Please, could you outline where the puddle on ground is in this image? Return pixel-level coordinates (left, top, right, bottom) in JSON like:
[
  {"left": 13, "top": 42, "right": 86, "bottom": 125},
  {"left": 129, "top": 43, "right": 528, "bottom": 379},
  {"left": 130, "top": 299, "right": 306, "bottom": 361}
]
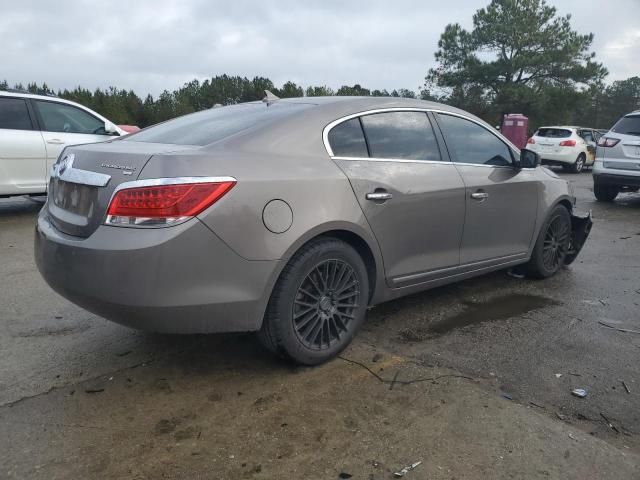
[{"left": 398, "top": 294, "right": 559, "bottom": 342}]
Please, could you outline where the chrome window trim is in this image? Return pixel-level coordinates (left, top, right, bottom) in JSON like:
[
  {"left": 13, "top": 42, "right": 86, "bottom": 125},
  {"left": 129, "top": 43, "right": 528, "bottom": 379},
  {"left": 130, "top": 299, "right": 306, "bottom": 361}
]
[
  {"left": 332, "top": 156, "right": 449, "bottom": 165},
  {"left": 105, "top": 176, "right": 237, "bottom": 229},
  {"left": 50, "top": 153, "right": 111, "bottom": 187},
  {"left": 322, "top": 107, "right": 520, "bottom": 164}
]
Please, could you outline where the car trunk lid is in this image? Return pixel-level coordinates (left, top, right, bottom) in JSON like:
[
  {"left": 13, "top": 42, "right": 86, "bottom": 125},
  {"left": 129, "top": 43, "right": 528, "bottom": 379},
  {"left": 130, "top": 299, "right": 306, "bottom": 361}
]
[{"left": 47, "top": 141, "right": 198, "bottom": 238}]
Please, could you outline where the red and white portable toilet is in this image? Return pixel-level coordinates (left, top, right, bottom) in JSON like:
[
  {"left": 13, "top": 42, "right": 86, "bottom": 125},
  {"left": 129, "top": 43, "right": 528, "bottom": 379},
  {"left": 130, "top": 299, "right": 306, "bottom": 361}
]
[{"left": 501, "top": 114, "right": 528, "bottom": 149}]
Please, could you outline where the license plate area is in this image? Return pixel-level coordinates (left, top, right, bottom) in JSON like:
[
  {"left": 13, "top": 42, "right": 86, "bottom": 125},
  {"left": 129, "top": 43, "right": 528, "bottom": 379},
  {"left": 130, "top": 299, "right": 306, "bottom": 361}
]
[{"left": 52, "top": 178, "right": 98, "bottom": 217}]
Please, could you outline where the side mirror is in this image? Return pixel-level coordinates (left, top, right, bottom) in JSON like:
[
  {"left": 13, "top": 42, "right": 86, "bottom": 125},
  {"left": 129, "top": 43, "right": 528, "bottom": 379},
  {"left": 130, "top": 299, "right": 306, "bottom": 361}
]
[
  {"left": 517, "top": 149, "right": 540, "bottom": 169},
  {"left": 104, "top": 121, "right": 119, "bottom": 135}
]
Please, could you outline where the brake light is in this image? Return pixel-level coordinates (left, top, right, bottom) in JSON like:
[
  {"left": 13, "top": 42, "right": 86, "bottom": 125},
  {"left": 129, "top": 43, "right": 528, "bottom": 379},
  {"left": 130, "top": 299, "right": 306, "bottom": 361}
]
[
  {"left": 597, "top": 137, "right": 621, "bottom": 148},
  {"left": 527, "top": 137, "right": 535, "bottom": 144},
  {"left": 106, "top": 178, "right": 236, "bottom": 227},
  {"left": 559, "top": 139, "right": 576, "bottom": 147}
]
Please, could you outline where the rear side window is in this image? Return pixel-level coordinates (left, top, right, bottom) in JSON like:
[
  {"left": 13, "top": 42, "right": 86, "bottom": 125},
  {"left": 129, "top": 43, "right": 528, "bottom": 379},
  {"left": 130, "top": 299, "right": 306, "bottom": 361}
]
[
  {"left": 35, "top": 100, "right": 105, "bottom": 134},
  {"left": 0, "top": 97, "right": 33, "bottom": 130},
  {"left": 536, "top": 128, "right": 572, "bottom": 138},
  {"left": 360, "top": 111, "right": 441, "bottom": 160},
  {"left": 438, "top": 114, "right": 513, "bottom": 167},
  {"left": 612, "top": 115, "right": 640, "bottom": 136},
  {"left": 328, "top": 118, "right": 368, "bottom": 157},
  {"left": 125, "top": 102, "right": 312, "bottom": 146}
]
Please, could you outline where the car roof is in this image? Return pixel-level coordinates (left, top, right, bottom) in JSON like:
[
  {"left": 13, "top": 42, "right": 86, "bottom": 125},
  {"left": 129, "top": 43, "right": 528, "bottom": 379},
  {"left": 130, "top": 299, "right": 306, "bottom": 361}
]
[
  {"left": 268, "top": 96, "right": 490, "bottom": 130},
  {"left": 536, "top": 126, "right": 596, "bottom": 131},
  {"left": 0, "top": 89, "right": 123, "bottom": 133}
]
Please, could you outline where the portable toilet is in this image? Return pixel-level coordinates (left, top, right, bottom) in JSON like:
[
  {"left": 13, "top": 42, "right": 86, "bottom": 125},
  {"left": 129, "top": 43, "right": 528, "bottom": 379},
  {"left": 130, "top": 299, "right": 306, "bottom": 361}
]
[{"left": 501, "top": 114, "right": 528, "bottom": 149}]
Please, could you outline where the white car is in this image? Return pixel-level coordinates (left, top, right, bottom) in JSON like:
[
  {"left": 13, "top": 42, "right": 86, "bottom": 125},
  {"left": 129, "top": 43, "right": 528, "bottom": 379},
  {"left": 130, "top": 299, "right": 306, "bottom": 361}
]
[
  {"left": 0, "top": 90, "right": 126, "bottom": 198},
  {"left": 526, "top": 126, "right": 600, "bottom": 173}
]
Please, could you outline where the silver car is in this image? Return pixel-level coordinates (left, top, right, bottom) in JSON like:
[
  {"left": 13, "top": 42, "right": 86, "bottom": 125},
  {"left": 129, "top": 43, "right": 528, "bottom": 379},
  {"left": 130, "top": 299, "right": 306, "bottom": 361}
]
[
  {"left": 35, "top": 97, "right": 592, "bottom": 365},
  {"left": 593, "top": 110, "right": 640, "bottom": 201}
]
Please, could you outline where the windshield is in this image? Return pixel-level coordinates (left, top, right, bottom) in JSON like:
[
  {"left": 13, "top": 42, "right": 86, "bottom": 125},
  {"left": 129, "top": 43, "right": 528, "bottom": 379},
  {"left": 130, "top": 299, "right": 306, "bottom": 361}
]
[
  {"left": 611, "top": 115, "right": 640, "bottom": 136},
  {"left": 124, "top": 102, "right": 312, "bottom": 146},
  {"left": 535, "top": 128, "right": 572, "bottom": 138}
]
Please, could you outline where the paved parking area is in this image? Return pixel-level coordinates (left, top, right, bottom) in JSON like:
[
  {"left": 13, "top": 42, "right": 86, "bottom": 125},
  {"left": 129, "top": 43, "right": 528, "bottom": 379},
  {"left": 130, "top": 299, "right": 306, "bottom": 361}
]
[{"left": 1, "top": 172, "right": 639, "bottom": 479}]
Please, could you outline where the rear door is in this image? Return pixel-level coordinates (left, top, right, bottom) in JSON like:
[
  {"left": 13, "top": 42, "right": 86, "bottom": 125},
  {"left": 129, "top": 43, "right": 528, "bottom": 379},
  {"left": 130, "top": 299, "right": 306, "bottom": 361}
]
[
  {"left": 328, "top": 111, "right": 466, "bottom": 288},
  {"left": 0, "top": 96, "right": 47, "bottom": 195},
  {"left": 579, "top": 129, "right": 597, "bottom": 164},
  {"left": 435, "top": 113, "right": 538, "bottom": 265},
  {"left": 32, "top": 99, "right": 116, "bottom": 178}
]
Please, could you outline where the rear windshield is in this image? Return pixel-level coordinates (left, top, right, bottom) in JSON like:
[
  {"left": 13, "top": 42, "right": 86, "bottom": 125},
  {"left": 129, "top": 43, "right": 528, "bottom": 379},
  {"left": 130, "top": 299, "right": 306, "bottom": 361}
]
[
  {"left": 124, "top": 102, "right": 312, "bottom": 146},
  {"left": 535, "top": 128, "right": 572, "bottom": 138},
  {"left": 611, "top": 115, "right": 640, "bottom": 137}
]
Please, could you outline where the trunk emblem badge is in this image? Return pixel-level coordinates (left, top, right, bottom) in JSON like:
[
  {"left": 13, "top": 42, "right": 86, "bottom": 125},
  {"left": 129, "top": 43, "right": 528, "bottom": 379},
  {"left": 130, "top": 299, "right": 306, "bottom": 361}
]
[{"left": 58, "top": 154, "right": 74, "bottom": 175}]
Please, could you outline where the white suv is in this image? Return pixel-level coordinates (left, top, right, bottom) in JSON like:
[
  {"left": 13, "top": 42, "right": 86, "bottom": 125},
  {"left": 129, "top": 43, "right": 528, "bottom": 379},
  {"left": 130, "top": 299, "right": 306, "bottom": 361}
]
[
  {"left": 0, "top": 90, "right": 126, "bottom": 198},
  {"left": 526, "top": 126, "right": 600, "bottom": 173},
  {"left": 593, "top": 111, "right": 640, "bottom": 201}
]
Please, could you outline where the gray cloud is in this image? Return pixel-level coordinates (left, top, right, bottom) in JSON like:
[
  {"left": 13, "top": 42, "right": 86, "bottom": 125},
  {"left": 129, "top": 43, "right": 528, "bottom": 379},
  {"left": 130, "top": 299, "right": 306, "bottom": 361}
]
[{"left": 1, "top": 0, "right": 638, "bottom": 96}]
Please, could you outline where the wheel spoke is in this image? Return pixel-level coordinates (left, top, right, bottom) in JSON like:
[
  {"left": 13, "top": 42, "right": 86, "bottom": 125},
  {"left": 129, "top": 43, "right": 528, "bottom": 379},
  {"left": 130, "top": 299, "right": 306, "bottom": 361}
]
[
  {"left": 306, "top": 272, "right": 324, "bottom": 296},
  {"left": 329, "top": 317, "right": 341, "bottom": 340},
  {"left": 294, "top": 300, "right": 317, "bottom": 309},
  {"left": 298, "top": 287, "right": 319, "bottom": 301},
  {"left": 331, "top": 262, "right": 347, "bottom": 291},
  {"left": 334, "top": 314, "right": 347, "bottom": 332},
  {"left": 315, "top": 266, "right": 328, "bottom": 292},
  {"left": 336, "top": 302, "right": 359, "bottom": 309},
  {"left": 337, "top": 291, "right": 358, "bottom": 301},
  {"left": 305, "top": 316, "right": 323, "bottom": 344},
  {"left": 296, "top": 311, "right": 319, "bottom": 330},
  {"left": 293, "top": 305, "right": 316, "bottom": 320},
  {"left": 337, "top": 280, "right": 357, "bottom": 295}
]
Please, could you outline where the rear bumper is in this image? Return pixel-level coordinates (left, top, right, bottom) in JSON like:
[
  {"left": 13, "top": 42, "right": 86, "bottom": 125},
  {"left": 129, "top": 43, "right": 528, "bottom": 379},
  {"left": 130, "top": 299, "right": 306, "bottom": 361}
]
[
  {"left": 537, "top": 149, "right": 580, "bottom": 166},
  {"left": 35, "top": 209, "right": 281, "bottom": 333},
  {"left": 593, "top": 173, "right": 640, "bottom": 188}
]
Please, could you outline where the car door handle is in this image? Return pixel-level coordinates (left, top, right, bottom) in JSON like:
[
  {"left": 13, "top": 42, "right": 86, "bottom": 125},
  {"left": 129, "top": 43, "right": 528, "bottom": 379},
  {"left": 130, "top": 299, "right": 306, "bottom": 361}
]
[
  {"left": 366, "top": 192, "right": 393, "bottom": 201},
  {"left": 47, "top": 139, "right": 65, "bottom": 145},
  {"left": 470, "top": 191, "right": 489, "bottom": 200}
]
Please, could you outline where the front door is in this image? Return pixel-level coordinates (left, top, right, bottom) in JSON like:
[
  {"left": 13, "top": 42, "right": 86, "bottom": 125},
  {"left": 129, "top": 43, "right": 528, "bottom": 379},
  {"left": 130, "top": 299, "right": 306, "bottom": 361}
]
[
  {"left": 435, "top": 113, "right": 539, "bottom": 265},
  {"left": 327, "top": 111, "right": 466, "bottom": 287},
  {"left": 32, "top": 99, "right": 114, "bottom": 181}
]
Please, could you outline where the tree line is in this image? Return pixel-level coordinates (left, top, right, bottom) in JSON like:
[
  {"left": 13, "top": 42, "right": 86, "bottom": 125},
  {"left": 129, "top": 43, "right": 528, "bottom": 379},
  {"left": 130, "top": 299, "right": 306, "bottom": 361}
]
[
  {"left": 0, "top": 77, "right": 421, "bottom": 128},
  {"left": 2, "top": 0, "right": 639, "bottom": 131}
]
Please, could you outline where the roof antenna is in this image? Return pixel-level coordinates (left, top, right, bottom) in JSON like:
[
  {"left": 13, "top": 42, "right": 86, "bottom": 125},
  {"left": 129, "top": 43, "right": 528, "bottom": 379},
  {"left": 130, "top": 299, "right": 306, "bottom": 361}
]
[{"left": 263, "top": 90, "right": 280, "bottom": 106}]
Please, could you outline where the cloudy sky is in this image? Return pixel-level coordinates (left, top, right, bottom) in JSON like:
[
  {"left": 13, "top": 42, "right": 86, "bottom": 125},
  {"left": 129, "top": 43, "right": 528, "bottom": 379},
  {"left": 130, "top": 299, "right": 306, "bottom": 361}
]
[{"left": 1, "top": 0, "right": 639, "bottom": 96}]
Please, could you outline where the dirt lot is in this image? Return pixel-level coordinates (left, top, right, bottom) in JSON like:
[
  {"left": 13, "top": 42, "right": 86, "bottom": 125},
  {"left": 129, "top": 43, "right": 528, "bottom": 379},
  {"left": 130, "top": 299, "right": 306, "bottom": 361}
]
[{"left": 1, "top": 172, "right": 639, "bottom": 479}]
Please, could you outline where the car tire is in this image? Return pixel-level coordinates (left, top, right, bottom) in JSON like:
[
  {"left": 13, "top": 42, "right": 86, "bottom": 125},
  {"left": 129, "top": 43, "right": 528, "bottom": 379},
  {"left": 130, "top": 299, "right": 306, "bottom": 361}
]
[
  {"left": 571, "top": 154, "right": 585, "bottom": 173},
  {"left": 593, "top": 183, "right": 619, "bottom": 202},
  {"left": 258, "top": 237, "right": 369, "bottom": 365},
  {"left": 524, "top": 205, "right": 571, "bottom": 279}
]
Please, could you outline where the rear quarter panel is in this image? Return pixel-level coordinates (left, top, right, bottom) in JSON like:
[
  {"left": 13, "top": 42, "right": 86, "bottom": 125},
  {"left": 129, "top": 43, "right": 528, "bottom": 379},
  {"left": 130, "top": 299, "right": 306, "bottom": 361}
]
[{"left": 138, "top": 143, "right": 388, "bottom": 304}]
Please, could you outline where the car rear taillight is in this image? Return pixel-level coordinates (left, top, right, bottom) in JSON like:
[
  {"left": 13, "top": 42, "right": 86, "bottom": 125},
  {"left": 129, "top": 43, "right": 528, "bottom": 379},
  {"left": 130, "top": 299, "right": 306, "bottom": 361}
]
[
  {"left": 106, "top": 177, "right": 236, "bottom": 227},
  {"left": 527, "top": 137, "right": 535, "bottom": 144},
  {"left": 559, "top": 139, "right": 576, "bottom": 147},
  {"left": 597, "top": 137, "right": 621, "bottom": 148}
]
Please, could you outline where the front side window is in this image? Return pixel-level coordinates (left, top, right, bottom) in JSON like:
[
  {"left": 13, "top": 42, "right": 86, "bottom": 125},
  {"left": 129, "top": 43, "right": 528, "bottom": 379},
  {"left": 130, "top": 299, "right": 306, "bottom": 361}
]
[
  {"left": 438, "top": 114, "right": 513, "bottom": 167},
  {"left": 0, "top": 97, "right": 33, "bottom": 130},
  {"left": 580, "top": 130, "right": 594, "bottom": 143},
  {"left": 35, "top": 101, "right": 106, "bottom": 134},
  {"left": 328, "top": 118, "right": 369, "bottom": 157},
  {"left": 360, "top": 111, "right": 441, "bottom": 160}
]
